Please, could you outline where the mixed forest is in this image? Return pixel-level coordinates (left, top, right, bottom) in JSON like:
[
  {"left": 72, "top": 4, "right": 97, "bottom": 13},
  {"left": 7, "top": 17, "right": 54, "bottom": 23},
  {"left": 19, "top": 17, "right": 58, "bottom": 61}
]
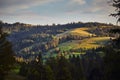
[{"left": 0, "top": 0, "right": 120, "bottom": 80}]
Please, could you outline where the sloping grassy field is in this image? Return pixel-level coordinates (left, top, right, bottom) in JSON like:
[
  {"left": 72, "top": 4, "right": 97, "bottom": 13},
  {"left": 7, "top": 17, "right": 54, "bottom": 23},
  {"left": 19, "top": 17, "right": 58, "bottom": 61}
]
[
  {"left": 45, "top": 27, "right": 111, "bottom": 58},
  {"left": 58, "top": 37, "right": 110, "bottom": 51},
  {"left": 70, "top": 28, "right": 94, "bottom": 36},
  {"left": 56, "top": 27, "right": 96, "bottom": 37},
  {"left": 44, "top": 37, "right": 111, "bottom": 58}
]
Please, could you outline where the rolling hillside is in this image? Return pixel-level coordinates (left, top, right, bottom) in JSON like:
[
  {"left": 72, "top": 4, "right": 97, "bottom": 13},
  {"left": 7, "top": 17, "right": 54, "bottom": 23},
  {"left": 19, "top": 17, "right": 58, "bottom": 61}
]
[
  {"left": 44, "top": 27, "right": 111, "bottom": 58},
  {"left": 56, "top": 27, "right": 96, "bottom": 38},
  {"left": 1, "top": 21, "right": 116, "bottom": 60}
]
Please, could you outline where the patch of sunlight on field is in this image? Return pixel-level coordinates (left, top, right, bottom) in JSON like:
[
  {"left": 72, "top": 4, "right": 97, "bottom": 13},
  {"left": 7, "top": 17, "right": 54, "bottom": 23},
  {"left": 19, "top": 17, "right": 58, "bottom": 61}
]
[
  {"left": 58, "top": 37, "right": 110, "bottom": 50},
  {"left": 70, "top": 28, "right": 94, "bottom": 36},
  {"left": 59, "top": 41, "right": 77, "bottom": 51},
  {"left": 56, "top": 27, "right": 96, "bottom": 38},
  {"left": 45, "top": 37, "right": 111, "bottom": 58}
]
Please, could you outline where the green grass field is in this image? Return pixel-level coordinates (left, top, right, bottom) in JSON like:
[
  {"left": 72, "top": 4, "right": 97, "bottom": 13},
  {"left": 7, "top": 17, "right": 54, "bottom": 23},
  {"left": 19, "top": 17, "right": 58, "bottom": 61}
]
[{"left": 58, "top": 37, "right": 110, "bottom": 51}]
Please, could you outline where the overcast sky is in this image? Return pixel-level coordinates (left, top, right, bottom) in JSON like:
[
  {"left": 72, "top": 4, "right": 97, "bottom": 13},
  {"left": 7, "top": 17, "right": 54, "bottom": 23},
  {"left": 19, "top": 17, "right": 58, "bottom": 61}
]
[{"left": 0, "top": 0, "right": 117, "bottom": 25}]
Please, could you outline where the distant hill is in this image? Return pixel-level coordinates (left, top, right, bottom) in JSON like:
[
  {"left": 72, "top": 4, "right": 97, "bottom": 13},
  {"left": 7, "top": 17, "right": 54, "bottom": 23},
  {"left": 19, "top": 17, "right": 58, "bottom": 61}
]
[{"left": 0, "top": 21, "right": 118, "bottom": 61}]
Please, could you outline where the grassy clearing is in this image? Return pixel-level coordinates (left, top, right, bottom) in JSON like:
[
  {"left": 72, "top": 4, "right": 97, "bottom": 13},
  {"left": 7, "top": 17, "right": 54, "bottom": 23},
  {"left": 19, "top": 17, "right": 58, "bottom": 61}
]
[
  {"left": 76, "top": 37, "right": 110, "bottom": 49},
  {"left": 58, "top": 37, "right": 110, "bottom": 50},
  {"left": 4, "top": 64, "right": 25, "bottom": 80},
  {"left": 70, "top": 28, "right": 94, "bottom": 36},
  {"left": 5, "top": 72, "right": 25, "bottom": 80},
  {"left": 56, "top": 27, "right": 95, "bottom": 37},
  {"left": 45, "top": 37, "right": 111, "bottom": 58}
]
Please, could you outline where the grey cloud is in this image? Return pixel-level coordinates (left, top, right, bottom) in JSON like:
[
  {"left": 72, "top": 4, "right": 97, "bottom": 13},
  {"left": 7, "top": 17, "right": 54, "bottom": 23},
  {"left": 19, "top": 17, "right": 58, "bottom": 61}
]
[
  {"left": 79, "top": 0, "right": 114, "bottom": 14},
  {"left": 0, "top": 0, "right": 56, "bottom": 12},
  {"left": 89, "top": 0, "right": 113, "bottom": 12},
  {"left": 70, "top": 0, "right": 86, "bottom": 5}
]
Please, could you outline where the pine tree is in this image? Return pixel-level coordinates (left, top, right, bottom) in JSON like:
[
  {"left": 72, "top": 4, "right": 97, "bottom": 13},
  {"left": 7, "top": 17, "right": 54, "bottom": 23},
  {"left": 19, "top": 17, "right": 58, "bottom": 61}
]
[
  {"left": 0, "top": 26, "right": 15, "bottom": 80},
  {"left": 110, "top": 0, "right": 120, "bottom": 23},
  {"left": 56, "top": 56, "right": 72, "bottom": 80},
  {"left": 27, "top": 52, "right": 45, "bottom": 80},
  {"left": 103, "top": 48, "right": 120, "bottom": 80},
  {"left": 44, "top": 65, "right": 55, "bottom": 80}
]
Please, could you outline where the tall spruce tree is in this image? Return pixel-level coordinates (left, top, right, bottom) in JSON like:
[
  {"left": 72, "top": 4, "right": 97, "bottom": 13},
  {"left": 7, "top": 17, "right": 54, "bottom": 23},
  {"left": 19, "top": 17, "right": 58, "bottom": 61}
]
[
  {"left": 56, "top": 56, "right": 72, "bottom": 80},
  {"left": 43, "top": 65, "right": 55, "bottom": 80},
  {"left": 0, "top": 24, "right": 15, "bottom": 80},
  {"left": 109, "top": 0, "right": 120, "bottom": 47},
  {"left": 103, "top": 48, "right": 120, "bottom": 80}
]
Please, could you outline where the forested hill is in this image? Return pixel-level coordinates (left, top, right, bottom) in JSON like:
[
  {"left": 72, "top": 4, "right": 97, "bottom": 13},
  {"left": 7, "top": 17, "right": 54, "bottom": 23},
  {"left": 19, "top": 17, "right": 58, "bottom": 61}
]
[
  {"left": 0, "top": 21, "right": 116, "bottom": 32},
  {"left": 0, "top": 21, "right": 118, "bottom": 61}
]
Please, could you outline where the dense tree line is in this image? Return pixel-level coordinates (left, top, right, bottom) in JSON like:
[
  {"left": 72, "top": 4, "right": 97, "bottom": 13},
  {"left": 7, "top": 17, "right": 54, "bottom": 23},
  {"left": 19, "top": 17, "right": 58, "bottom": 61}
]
[{"left": 18, "top": 38, "right": 120, "bottom": 80}]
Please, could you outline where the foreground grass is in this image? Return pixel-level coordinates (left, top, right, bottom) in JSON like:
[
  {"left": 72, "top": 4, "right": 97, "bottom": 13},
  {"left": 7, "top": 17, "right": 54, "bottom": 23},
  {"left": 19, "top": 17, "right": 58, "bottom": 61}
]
[
  {"left": 5, "top": 65, "right": 25, "bottom": 80},
  {"left": 5, "top": 72, "right": 25, "bottom": 80}
]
